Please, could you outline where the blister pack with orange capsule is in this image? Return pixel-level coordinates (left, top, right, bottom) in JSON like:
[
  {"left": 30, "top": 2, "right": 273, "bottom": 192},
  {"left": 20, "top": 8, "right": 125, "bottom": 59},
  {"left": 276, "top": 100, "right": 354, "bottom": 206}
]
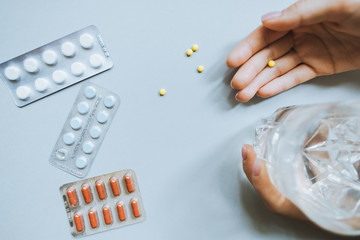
[{"left": 59, "top": 169, "right": 145, "bottom": 238}]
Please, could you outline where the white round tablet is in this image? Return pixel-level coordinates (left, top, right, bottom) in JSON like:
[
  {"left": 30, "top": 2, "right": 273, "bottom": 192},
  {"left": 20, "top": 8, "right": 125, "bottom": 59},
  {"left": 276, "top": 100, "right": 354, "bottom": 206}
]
[
  {"left": 70, "top": 117, "right": 82, "bottom": 130},
  {"left": 34, "top": 78, "right": 49, "bottom": 92},
  {"left": 82, "top": 141, "right": 95, "bottom": 154},
  {"left": 104, "top": 95, "right": 115, "bottom": 108},
  {"left": 79, "top": 33, "right": 94, "bottom": 49},
  {"left": 84, "top": 86, "right": 97, "bottom": 99},
  {"left": 4, "top": 66, "right": 20, "bottom": 81},
  {"left": 90, "top": 126, "right": 101, "bottom": 139},
  {"left": 97, "top": 111, "right": 109, "bottom": 124},
  {"left": 76, "top": 156, "right": 88, "bottom": 169},
  {"left": 42, "top": 50, "right": 58, "bottom": 65},
  {"left": 71, "top": 62, "right": 85, "bottom": 76},
  {"left": 61, "top": 42, "right": 76, "bottom": 57},
  {"left": 52, "top": 70, "right": 67, "bottom": 84},
  {"left": 63, "top": 132, "right": 75, "bottom": 145},
  {"left": 15, "top": 86, "right": 31, "bottom": 100},
  {"left": 77, "top": 101, "right": 90, "bottom": 115},
  {"left": 23, "top": 58, "right": 39, "bottom": 73},
  {"left": 89, "top": 54, "right": 103, "bottom": 68}
]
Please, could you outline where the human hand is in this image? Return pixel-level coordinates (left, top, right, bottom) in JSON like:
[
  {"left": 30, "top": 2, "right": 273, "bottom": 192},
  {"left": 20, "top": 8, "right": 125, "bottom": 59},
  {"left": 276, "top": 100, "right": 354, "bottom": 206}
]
[
  {"left": 227, "top": 0, "right": 360, "bottom": 102},
  {"left": 242, "top": 144, "right": 309, "bottom": 220}
]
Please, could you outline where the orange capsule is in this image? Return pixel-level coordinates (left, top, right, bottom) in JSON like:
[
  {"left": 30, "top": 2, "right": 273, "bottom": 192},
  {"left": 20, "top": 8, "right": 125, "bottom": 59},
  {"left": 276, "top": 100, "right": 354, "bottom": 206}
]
[
  {"left": 109, "top": 177, "right": 120, "bottom": 196},
  {"left": 88, "top": 210, "right": 98, "bottom": 228},
  {"left": 116, "top": 202, "right": 126, "bottom": 221},
  {"left": 124, "top": 174, "right": 134, "bottom": 193},
  {"left": 81, "top": 184, "right": 92, "bottom": 204},
  {"left": 131, "top": 199, "right": 140, "bottom": 217},
  {"left": 66, "top": 187, "right": 78, "bottom": 206},
  {"left": 74, "top": 213, "right": 84, "bottom": 232},
  {"left": 102, "top": 206, "right": 112, "bottom": 225},
  {"left": 95, "top": 180, "right": 106, "bottom": 200}
]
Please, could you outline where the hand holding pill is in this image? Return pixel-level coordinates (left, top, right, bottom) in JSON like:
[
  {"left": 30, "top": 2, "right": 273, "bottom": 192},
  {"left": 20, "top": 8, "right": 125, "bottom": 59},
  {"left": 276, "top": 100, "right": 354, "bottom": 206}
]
[{"left": 226, "top": 0, "right": 360, "bottom": 102}]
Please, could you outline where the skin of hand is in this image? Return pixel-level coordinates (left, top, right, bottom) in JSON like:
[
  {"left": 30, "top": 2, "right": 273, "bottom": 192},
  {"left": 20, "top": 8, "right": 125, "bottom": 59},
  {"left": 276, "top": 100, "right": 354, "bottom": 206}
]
[
  {"left": 242, "top": 144, "right": 309, "bottom": 221},
  {"left": 227, "top": 0, "right": 360, "bottom": 102}
]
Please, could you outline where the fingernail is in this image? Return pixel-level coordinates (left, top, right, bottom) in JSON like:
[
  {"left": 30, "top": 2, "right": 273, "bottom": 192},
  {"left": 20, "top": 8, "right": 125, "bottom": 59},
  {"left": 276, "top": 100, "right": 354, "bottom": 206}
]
[
  {"left": 235, "top": 93, "right": 240, "bottom": 101},
  {"left": 230, "top": 81, "right": 235, "bottom": 89},
  {"left": 253, "top": 158, "right": 261, "bottom": 176},
  {"left": 242, "top": 145, "right": 247, "bottom": 161},
  {"left": 261, "top": 11, "right": 281, "bottom": 21}
]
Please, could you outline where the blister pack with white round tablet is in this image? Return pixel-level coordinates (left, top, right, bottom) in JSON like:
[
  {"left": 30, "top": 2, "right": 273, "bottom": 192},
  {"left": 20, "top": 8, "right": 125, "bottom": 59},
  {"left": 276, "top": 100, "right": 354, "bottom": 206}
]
[
  {"left": 59, "top": 169, "right": 146, "bottom": 238},
  {"left": 0, "top": 25, "right": 113, "bottom": 107},
  {"left": 49, "top": 82, "right": 120, "bottom": 178}
]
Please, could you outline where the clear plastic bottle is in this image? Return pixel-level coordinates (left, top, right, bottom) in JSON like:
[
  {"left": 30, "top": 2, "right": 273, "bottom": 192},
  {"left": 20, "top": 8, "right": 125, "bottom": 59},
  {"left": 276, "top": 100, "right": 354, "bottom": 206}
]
[{"left": 254, "top": 102, "right": 360, "bottom": 236}]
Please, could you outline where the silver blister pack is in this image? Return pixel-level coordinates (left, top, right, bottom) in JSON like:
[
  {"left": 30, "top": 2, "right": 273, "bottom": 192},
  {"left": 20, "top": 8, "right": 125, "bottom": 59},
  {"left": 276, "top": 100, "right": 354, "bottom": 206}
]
[
  {"left": 49, "top": 82, "right": 120, "bottom": 178},
  {"left": 0, "top": 25, "right": 113, "bottom": 107},
  {"left": 59, "top": 169, "right": 146, "bottom": 238}
]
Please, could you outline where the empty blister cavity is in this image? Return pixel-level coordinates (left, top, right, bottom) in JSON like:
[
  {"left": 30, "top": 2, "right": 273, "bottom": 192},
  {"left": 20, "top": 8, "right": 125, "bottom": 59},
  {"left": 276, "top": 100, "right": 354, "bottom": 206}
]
[
  {"left": 97, "top": 111, "right": 108, "bottom": 124},
  {"left": 70, "top": 117, "right": 83, "bottom": 130},
  {"left": 23, "top": 58, "right": 39, "bottom": 73},
  {"left": 61, "top": 42, "right": 76, "bottom": 57},
  {"left": 4, "top": 66, "right": 20, "bottom": 81},
  {"left": 42, "top": 50, "right": 58, "bottom": 65},
  {"left": 34, "top": 78, "right": 50, "bottom": 92},
  {"left": 104, "top": 96, "right": 115, "bottom": 108},
  {"left": 90, "top": 126, "right": 101, "bottom": 139},
  {"left": 82, "top": 141, "right": 95, "bottom": 154},
  {"left": 16, "top": 86, "right": 31, "bottom": 100},
  {"left": 89, "top": 54, "right": 103, "bottom": 68},
  {"left": 76, "top": 157, "right": 87, "bottom": 169},
  {"left": 79, "top": 34, "right": 94, "bottom": 49},
  {"left": 77, "top": 101, "right": 89, "bottom": 115},
  {"left": 63, "top": 132, "right": 76, "bottom": 145},
  {"left": 52, "top": 70, "right": 67, "bottom": 84},
  {"left": 84, "top": 86, "right": 96, "bottom": 99},
  {"left": 71, "top": 62, "right": 85, "bottom": 76}
]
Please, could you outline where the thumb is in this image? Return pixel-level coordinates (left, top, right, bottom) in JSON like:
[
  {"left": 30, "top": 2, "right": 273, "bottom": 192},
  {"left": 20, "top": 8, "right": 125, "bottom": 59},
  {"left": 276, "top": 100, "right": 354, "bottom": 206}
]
[{"left": 261, "top": 0, "right": 348, "bottom": 31}]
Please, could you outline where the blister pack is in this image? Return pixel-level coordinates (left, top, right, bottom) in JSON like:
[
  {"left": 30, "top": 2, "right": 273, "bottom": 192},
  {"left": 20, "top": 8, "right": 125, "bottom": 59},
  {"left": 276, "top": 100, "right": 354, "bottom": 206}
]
[
  {"left": 49, "top": 82, "right": 119, "bottom": 178},
  {"left": 60, "top": 169, "right": 146, "bottom": 238},
  {"left": 0, "top": 25, "right": 113, "bottom": 107}
]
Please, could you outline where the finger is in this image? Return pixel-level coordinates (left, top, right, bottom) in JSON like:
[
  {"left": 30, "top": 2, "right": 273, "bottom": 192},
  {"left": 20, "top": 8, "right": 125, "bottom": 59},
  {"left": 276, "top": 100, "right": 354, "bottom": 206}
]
[
  {"left": 231, "top": 33, "right": 293, "bottom": 90},
  {"left": 261, "top": 0, "right": 349, "bottom": 31},
  {"left": 257, "top": 64, "right": 317, "bottom": 98},
  {"left": 235, "top": 50, "right": 301, "bottom": 102},
  {"left": 226, "top": 26, "right": 288, "bottom": 68}
]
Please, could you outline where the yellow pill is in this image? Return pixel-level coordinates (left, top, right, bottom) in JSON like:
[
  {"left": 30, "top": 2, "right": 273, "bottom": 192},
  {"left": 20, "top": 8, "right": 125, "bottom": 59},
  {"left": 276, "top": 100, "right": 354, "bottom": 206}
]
[
  {"left": 268, "top": 60, "right": 276, "bottom": 68},
  {"left": 159, "top": 89, "right": 166, "bottom": 96},
  {"left": 186, "top": 49, "right": 193, "bottom": 56},
  {"left": 197, "top": 65, "right": 204, "bottom": 73},
  {"left": 192, "top": 44, "right": 199, "bottom": 52}
]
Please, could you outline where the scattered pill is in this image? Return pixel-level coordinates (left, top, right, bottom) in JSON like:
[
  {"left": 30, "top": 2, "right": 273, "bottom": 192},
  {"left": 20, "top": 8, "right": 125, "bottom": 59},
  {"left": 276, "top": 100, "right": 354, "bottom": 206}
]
[
  {"left": 89, "top": 54, "right": 103, "bottom": 68},
  {"left": 71, "top": 62, "right": 85, "bottom": 76},
  {"left": 76, "top": 156, "right": 88, "bottom": 169},
  {"left": 103, "top": 95, "right": 115, "bottom": 108},
  {"left": 66, "top": 187, "right": 78, "bottom": 206},
  {"left": 88, "top": 210, "right": 98, "bottom": 228},
  {"left": 186, "top": 49, "right": 193, "bottom": 56},
  {"left": 131, "top": 199, "right": 140, "bottom": 217},
  {"left": 34, "top": 78, "right": 49, "bottom": 92},
  {"left": 81, "top": 184, "right": 92, "bottom": 204},
  {"left": 52, "top": 70, "right": 67, "bottom": 84},
  {"left": 70, "top": 117, "right": 82, "bottom": 130},
  {"left": 79, "top": 34, "right": 94, "bottom": 49},
  {"left": 102, "top": 206, "right": 112, "bottom": 225},
  {"left": 90, "top": 126, "right": 101, "bottom": 139},
  {"left": 77, "top": 101, "right": 90, "bottom": 115},
  {"left": 97, "top": 111, "right": 108, "bottom": 124},
  {"left": 159, "top": 88, "right": 166, "bottom": 96},
  {"left": 95, "top": 180, "right": 106, "bottom": 200},
  {"left": 197, "top": 65, "right": 204, "bottom": 73},
  {"left": 124, "top": 174, "right": 134, "bottom": 193},
  {"left": 42, "top": 50, "right": 58, "bottom": 65},
  {"left": 84, "top": 86, "right": 97, "bottom": 99},
  {"left": 4, "top": 66, "right": 20, "bottom": 81},
  {"left": 23, "top": 58, "right": 39, "bottom": 73},
  {"left": 61, "top": 42, "right": 76, "bottom": 57},
  {"left": 268, "top": 60, "right": 276, "bottom": 68},
  {"left": 116, "top": 202, "right": 126, "bottom": 221},
  {"left": 74, "top": 213, "right": 84, "bottom": 232},
  {"left": 15, "top": 86, "right": 31, "bottom": 100},
  {"left": 63, "top": 132, "right": 75, "bottom": 145},
  {"left": 110, "top": 177, "right": 120, "bottom": 196},
  {"left": 82, "top": 141, "right": 95, "bottom": 154},
  {"left": 192, "top": 44, "right": 199, "bottom": 52}
]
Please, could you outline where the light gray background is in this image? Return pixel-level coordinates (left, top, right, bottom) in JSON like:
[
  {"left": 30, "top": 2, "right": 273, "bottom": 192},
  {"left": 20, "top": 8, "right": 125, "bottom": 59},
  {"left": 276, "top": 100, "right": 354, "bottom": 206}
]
[{"left": 0, "top": 0, "right": 359, "bottom": 239}]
